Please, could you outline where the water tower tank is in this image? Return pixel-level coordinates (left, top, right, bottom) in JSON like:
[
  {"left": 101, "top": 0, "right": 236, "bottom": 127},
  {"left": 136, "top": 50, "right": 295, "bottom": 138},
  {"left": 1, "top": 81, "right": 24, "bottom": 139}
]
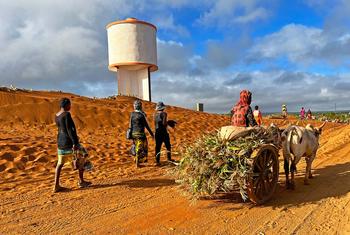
[{"left": 106, "top": 18, "right": 158, "bottom": 101}]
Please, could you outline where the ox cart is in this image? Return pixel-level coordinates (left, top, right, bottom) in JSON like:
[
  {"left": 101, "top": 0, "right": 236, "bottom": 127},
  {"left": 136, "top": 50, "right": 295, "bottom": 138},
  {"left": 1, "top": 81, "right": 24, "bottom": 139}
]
[{"left": 177, "top": 125, "right": 282, "bottom": 205}]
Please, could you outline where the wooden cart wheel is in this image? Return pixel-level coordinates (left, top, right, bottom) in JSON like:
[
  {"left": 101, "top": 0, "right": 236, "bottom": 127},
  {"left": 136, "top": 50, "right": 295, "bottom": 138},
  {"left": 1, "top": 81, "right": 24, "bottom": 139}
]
[{"left": 247, "top": 144, "right": 279, "bottom": 205}]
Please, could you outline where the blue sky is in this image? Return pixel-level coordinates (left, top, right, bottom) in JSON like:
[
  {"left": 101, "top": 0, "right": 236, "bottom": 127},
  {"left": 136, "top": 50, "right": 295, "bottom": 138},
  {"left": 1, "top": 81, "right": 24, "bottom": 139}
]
[{"left": 0, "top": 0, "right": 349, "bottom": 113}]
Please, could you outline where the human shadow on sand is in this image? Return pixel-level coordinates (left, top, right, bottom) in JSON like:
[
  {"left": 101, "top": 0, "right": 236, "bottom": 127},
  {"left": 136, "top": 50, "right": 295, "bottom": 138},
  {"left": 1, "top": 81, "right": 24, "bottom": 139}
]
[
  {"left": 89, "top": 178, "right": 176, "bottom": 190},
  {"left": 116, "top": 178, "right": 176, "bottom": 188}
]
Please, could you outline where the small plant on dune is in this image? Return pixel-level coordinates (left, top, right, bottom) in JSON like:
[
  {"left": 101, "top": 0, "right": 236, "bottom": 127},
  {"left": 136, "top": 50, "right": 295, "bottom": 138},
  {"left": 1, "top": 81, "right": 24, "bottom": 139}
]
[{"left": 175, "top": 128, "right": 277, "bottom": 201}]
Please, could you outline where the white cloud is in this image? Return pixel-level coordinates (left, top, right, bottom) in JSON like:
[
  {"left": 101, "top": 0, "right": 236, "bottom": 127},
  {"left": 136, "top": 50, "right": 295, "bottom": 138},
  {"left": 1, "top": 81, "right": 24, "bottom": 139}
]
[
  {"left": 0, "top": 0, "right": 116, "bottom": 86},
  {"left": 234, "top": 7, "right": 269, "bottom": 24},
  {"left": 156, "top": 38, "right": 194, "bottom": 74},
  {"left": 152, "top": 15, "right": 190, "bottom": 37},
  {"left": 249, "top": 24, "right": 350, "bottom": 67},
  {"left": 197, "top": 0, "right": 271, "bottom": 27},
  {"left": 250, "top": 24, "right": 323, "bottom": 62},
  {"left": 152, "top": 68, "right": 350, "bottom": 113}
]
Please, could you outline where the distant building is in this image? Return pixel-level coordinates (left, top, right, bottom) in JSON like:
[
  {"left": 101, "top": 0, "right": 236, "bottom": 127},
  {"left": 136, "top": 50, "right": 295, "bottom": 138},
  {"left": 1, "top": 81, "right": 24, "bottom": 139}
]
[{"left": 196, "top": 103, "right": 204, "bottom": 112}]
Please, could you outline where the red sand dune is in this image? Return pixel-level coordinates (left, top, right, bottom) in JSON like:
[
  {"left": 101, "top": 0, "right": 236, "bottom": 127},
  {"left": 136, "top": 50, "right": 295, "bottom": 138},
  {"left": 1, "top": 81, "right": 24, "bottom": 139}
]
[
  {"left": 0, "top": 89, "right": 229, "bottom": 190},
  {"left": 0, "top": 89, "right": 349, "bottom": 234}
]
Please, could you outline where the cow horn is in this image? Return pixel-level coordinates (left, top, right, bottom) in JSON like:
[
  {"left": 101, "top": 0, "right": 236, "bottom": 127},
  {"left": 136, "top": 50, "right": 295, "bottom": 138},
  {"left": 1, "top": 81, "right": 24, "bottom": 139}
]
[{"left": 318, "top": 122, "right": 326, "bottom": 130}]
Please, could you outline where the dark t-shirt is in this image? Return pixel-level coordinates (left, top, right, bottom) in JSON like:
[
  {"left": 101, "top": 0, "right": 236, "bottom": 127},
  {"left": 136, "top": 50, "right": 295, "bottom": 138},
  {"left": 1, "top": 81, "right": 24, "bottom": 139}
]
[
  {"left": 130, "top": 111, "right": 153, "bottom": 136},
  {"left": 154, "top": 111, "right": 167, "bottom": 132},
  {"left": 55, "top": 112, "right": 79, "bottom": 150}
]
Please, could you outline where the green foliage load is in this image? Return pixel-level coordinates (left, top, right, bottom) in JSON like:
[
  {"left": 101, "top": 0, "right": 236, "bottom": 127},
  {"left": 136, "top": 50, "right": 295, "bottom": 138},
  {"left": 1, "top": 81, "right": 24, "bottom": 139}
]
[{"left": 176, "top": 128, "right": 278, "bottom": 201}]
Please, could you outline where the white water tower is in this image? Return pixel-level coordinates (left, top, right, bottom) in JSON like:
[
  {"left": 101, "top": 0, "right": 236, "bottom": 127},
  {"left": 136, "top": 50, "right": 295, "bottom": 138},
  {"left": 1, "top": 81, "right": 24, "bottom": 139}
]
[{"left": 106, "top": 18, "right": 158, "bottom": 101}]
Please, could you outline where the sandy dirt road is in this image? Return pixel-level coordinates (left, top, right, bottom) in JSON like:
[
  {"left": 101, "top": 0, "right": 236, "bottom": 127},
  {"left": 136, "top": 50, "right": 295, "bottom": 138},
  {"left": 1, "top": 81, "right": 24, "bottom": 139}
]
[{"left": 1, "top": 123, "right": 350, "bottom": 234}]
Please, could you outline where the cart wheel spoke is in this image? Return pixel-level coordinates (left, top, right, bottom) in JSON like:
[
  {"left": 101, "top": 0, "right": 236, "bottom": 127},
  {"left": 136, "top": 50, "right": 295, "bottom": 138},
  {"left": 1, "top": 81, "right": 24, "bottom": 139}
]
[
  {"left": 255, "top": 182, "right": 263, "bottom": 197},
  {"left": 254, "top": 175, "right": 262, "bottom": 188},
  {"left": 260, "top": 179, "right": 266, "bottom": 196},
  {"left": 261, "top": 151, "right": 267, "bottom": 168},
  {"left": 268, "top": 178, "right": 275, "bottom": 188},
  {"left": 264, "top": 179, "right": 271, "bottom": 193},
  {"left": 254, "top": 177, "right": 262, "bottom": 195},
  {"left": 263, "top": 150, "right": 268, "bottom": 160},
  {"left": 264, "top": 151, "right": 272, "bottom": 167},
  {"left": 266, "top": 159, "right": 274, "bottom": 168},
  {"left": 257, "top": 152, "right": 266, "bottom": 171},
  {"left": 255, "top": 162, "right": 263, "bottom": 172}
]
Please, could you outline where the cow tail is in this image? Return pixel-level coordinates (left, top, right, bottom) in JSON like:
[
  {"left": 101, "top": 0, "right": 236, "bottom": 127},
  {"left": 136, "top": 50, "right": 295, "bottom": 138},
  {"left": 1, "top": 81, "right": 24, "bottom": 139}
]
[
  {"left": 289, "top": 128, "right": 298, "bottom": 173},
  {"left": 283, "top": 129, "right": 293, "bottom": 175}
]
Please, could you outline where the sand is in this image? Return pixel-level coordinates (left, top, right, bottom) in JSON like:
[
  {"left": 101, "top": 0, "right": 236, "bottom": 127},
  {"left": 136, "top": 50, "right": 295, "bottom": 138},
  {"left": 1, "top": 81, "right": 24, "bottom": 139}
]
[{"left": 0, "top": 89, "right": 349, "bottom": 234}]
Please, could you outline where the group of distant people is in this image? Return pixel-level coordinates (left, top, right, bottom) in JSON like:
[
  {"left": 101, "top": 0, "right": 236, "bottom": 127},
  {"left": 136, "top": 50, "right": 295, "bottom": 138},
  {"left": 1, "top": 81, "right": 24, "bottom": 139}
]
[
  {"left": 281, "top": 105, "right": 313, "bottom": 120},
  {"left": 300, "top": 107, "right": 313, "bottom": 120},
  {"left": 53, "top": 98, "right": 175, "bottom": 193}
]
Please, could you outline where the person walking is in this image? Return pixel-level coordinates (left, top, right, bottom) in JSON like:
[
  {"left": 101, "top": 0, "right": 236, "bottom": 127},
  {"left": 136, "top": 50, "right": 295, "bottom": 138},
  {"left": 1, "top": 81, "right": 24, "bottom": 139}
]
[
  {"left": 307, "top": 109, "right": 312, "bottom": 120},
  {"left": 253, "top": 105, "right": 263, "bottom": 126},
  {"left": 282, "top": 104, "right": 288, "bottom": 119},
  {"left": 53, "top": 98, "right": 91, "bottom": 193},
  {"left": 129, "top": 100, "right": 154, "bottom": 168},
  {"left": 231, "top": 90, "right": 257, "bottom": 127},
  {"left": 300, "top": 107, "right": 306, "bottom": 120},
  {"left": 154, "top": 102, "right": 174, "bottom": 166}
]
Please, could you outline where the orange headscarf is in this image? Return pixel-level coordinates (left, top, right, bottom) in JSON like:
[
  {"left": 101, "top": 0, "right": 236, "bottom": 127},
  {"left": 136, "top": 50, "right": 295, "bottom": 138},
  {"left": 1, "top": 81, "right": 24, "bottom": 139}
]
[{"left": 235, "top": 90, "right": 251, "bottom": 107}]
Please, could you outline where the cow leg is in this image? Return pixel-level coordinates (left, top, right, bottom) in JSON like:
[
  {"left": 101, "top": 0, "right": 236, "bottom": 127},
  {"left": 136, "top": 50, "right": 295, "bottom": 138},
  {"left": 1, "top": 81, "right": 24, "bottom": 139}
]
[
  {"left": 309, "top": 171, "right": 313, "bottom": 179},
  {"left": 290, "top": 160, "right": 296, "bottom": 190},
  {"left": 284, "top": 158, "right": 291, "bottom": 189},
  {"left": 304, "top": 157, "right": 311, "bottom": 185},
  {"left": 305, "top": 154, "right": 315, "bottom": 183},
  {"left": 309, "top": 153, "right": 316, "bottom": 179}
]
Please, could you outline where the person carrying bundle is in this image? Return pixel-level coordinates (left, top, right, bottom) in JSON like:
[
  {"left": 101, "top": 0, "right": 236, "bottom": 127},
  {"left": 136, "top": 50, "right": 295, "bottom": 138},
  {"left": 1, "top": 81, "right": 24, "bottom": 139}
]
[
  {"left": 231, "top": 90, "right": 257, "bottom": 127},
  {"left": 128, "top": 100, "right": 154, "bottom": 168},
  {"left": 53, "top": 98, "right": 91, "bottom": 193}
]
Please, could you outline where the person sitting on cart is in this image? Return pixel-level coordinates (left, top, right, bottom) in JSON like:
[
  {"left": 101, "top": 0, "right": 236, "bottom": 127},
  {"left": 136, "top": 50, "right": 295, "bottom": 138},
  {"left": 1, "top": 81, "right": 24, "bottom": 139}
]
[{"left": 231, "top": 90, "right": 257, "bottom": 127}]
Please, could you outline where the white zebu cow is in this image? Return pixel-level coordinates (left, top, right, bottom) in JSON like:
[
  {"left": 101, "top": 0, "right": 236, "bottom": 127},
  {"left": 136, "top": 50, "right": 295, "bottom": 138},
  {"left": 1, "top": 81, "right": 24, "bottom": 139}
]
[{"left": 281, "top": 123, "right": 325, "bottom": 189}]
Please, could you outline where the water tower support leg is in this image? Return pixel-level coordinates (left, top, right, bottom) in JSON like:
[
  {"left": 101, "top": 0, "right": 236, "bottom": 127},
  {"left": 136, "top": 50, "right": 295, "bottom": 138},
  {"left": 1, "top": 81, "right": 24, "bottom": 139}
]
[{"left": 148, "top": 67, "right": 152, "bottom": 102}]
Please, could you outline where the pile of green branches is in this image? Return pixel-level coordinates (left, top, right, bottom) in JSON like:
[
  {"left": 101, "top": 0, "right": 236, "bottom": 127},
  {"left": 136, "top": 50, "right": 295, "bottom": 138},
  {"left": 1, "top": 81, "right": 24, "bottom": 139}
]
[{"left": 176, "top": 128, "right": 276, "bottom": 201}]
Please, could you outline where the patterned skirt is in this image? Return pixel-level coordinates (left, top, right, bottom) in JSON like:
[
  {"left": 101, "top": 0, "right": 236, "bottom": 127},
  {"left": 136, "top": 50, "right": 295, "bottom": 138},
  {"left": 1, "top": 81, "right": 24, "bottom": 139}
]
[{"left": 132, "top": 132, "right": 148, "bottom": 163}]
